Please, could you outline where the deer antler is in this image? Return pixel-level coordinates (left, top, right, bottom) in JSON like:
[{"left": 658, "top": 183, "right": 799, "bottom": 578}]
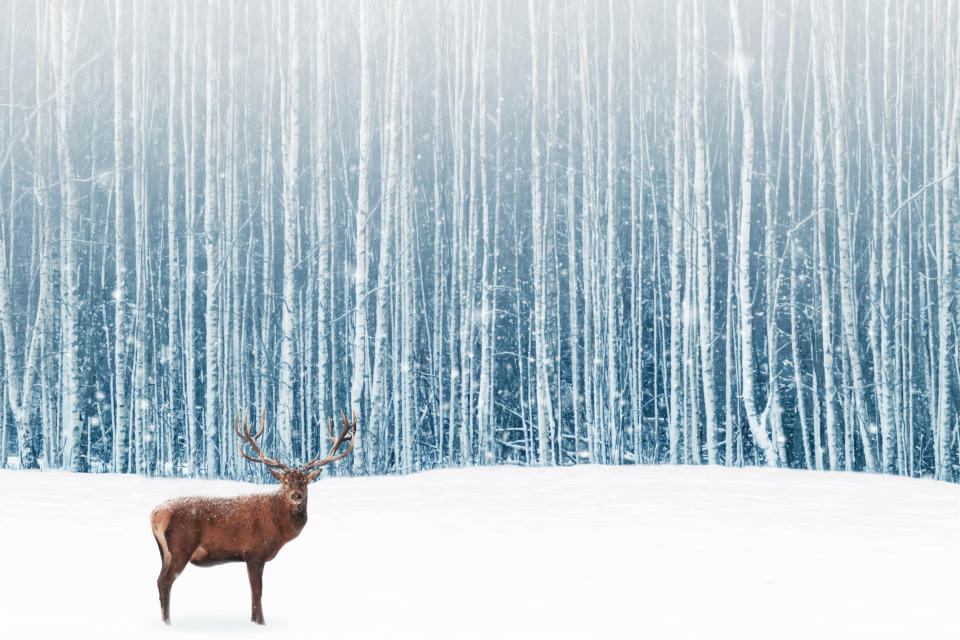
[
  {"left": 234, "top": 408, "right": 289, "bottom": 470},
  {"left": 302, "top": 411, "right": 357, "bottom": 470}
]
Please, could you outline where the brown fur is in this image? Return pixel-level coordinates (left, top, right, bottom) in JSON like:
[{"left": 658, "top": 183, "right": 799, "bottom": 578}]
[{"left": 150, "top": 411, "right": 355, "bottom": 625}]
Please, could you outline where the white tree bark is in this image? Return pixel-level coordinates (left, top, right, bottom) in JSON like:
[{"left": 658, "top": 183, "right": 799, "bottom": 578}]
[
  {"left": 810, "top": 18, "right": 842, "bottom": 471},
  {"left": 760, "top": 0, "right": 784, "bottom": 464},
  {"left": 166, "top": 0, "right": 182, "bottom": 474},
  {"left": 0, "top": 223, "right": 43, "bottom": 470},
  {"left": 399, "top": 9, "right": 416, "bottom": 472},
  {"left": 529, "top": 0, "right": 557, "bottom": 466},
  {"left": 565, "top": 17, "right": 583, "bottom": 464},
  {"left": 350, "top": 0, "right": 372, "bottom": 473},
  {"left": 180, "top": 0, "right": 200, "bottom": 475},
  {"left": 203, "top": 0, "right": 220, "bottom": 475},
  {"left": 667, "top": 0, "right": 686, "bottom": 465},
  {"left": 371, "top": 3, "right": 402, "bottom": 473},
  {"left": 51, "top": 3, "right": 83, "bottom": 472},
  {"left": 111, "top": 0, "right": 130, "bottom": 473},
  {"left": 604, "top": 0, "right": 620, "bottom": 464},
  {"left": 130, "top": 0, "right": 149, "bottom": 475},
  {"left": 314, "top": 0, "right": 331, "bottom": 446},
  {"left": 692, "top": 0, "right": 718, "bottom": 465},
  {"left": 478, "top": 0, "right": 497, "bottom": 465},
  {"left": 730, "top": 0, "right": 776, "bottom": 465},
  {"left": 821, "top": 0, "right": 879, "bottom": 472},
  {"left": 277, "top": 0, "right": 300, "bottom": 464},
  {"left": 934, "top": 0, "right": 958, "bottom": 481}
]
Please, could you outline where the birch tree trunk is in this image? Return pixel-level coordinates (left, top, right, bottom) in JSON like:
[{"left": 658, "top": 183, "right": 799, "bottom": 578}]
[
  {"left": 131, "top": 0, "right": 149, "bottom": 475},
  {"left": 399, "top": 11, "right": 416, "bottom": 472},
  {"left": 112, "top": 0, "right": 131, "bottom": 473},
  {"left": 165, "top": 0, "right": 182, "bottom": 473},
  {"left": 203, "top": 0, "right": 220, "bottom": 476},
  {"left": 668, "top": 0, "right": 686, "bottom": 465},
  {"left": 0, "top": 223, "right": 43, "bottom": 470},
  {"left": 565, "top": 20, "right": 583, "bottom": 464},
  {"left": 785, "top": 0, "right": 815, "bottom": 470},
  {"left": 180, "top": 0, "right": 199, "bottom": 475},
  {"left": 760, "top": 0, "right": 784, "bottom": 464},
  {"left": 876, "top": 0, "right": 900, "bottom": 474},
  {"left": 604, "top": 0, "right": 620, "bottom": 464},
  {"left": 0, "top": 0, "right": 41, "bottom": 471},
  {"left": 821, "top": 0, "right": 879, "bottom": 472},
  {"left": 730, "top": 0, "right": 776, "bottom": 465},
  {"left": 277, "top": 0, "right": 299, "bottom": 463},
  {"left": 351, "top": 0, "right": 372, "bottom": 473},
  {"left": 314, "top": 0, "right": 331, "bottom": 444},
  {"left": 529, "top": 0, "right": 556, "bottom": 466},
  {"left": 810, "top": 19, "right": 842, "bottom": 471},
  {"left": 692, "top": 0, "right": 718, "bottom": 465},
  {"left": 934, "top": 1, "right": 958, "bottom": 481},
  {"left": 52, "top": 3, "right": 83, "bottom": 472},
  {"left": 478, "top": 0, "right": 498, "bottom": 464},
  {"left": 371, "top": 3, "right": 401, "bottom": 472}
]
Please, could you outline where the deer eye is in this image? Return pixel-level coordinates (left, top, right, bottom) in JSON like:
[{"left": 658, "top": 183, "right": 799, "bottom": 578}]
[{"left": 291, "top": 492, "right": 303, "bottom": 501}]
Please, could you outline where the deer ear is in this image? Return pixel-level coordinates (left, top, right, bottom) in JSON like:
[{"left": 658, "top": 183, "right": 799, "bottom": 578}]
[
  {"left": 268, "top": 467, "right": 284, "bottom": 481},
  {"left": 306, "top": 468, "right": 323, "bottom": 483}
]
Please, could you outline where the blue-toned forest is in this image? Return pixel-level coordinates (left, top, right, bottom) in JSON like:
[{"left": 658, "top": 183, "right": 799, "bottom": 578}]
[{"left": 1, "top": 0, "right": 958, "bottom": 482}]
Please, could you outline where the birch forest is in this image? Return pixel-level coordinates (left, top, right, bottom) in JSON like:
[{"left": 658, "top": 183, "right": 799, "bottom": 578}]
[{"left": 1, "top": 0, "right": 959, "bottom": 483}]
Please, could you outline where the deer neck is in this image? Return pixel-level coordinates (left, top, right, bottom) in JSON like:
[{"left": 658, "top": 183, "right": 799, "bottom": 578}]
[{"left": 270, "top": 489, "right": 308, "bottom": 538}]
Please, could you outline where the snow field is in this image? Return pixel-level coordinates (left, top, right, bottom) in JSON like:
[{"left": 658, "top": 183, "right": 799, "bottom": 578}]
[{"left": 0, "top": 465, "right": 958, "bottom": 639}]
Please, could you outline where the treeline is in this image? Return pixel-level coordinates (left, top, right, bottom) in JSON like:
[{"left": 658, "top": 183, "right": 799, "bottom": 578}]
[{"left": 1, "top": 0, "right": 958, "bottom": 481}]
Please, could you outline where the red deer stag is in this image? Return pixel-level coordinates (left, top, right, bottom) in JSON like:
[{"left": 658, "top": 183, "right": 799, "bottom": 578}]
[{"left": 149, "top": 409, "right": 357, "bottom": 625}]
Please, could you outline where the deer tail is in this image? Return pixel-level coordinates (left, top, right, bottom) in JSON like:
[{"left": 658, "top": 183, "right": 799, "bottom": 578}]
[{"left": 150, "top": 508, "right": 173, "bottom": 568}]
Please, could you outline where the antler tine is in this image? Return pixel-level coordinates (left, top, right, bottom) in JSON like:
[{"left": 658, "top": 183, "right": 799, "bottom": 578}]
[
  {"left": 235, "top": 407, "right": 287, "bottom": 469},
  {"left": 255, "top": 407, "right": 266, "bottom": 439},
  {"left": 234, "top": 408, "right": 252, "bottom": 440},
  {"left": 328, "top": 417, "right": 336, "bottom": 444},
  {"left": 302, "top": 411, "right": 358, "bottom": 470},
  {"left": 234, "top": 410, "right": 258, "bottom": 464},
  {"left": 303, "top": 422, "right": 331, "bottom": 469}
]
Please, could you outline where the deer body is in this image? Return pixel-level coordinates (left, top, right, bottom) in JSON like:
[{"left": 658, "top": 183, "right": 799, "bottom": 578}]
[
  {"left": 150, "top": 410, "right": 356, "bottom": 625},
  {"left": 152, "top": 491, "right": 307, "bottom": 567}
]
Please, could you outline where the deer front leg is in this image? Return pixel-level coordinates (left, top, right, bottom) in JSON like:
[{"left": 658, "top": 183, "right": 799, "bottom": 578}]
[{"left": 246, "top": 559, "right": 266, "bottom": 624}]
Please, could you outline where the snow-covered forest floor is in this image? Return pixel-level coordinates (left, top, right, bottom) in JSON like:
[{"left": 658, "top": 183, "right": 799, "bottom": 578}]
[{"left": 1, "top": 466, "right": 957, "bottom": 639}]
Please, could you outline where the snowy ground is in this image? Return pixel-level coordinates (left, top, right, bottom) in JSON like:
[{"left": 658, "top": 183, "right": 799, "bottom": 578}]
[{"left": 0, "top": 465, "right": 958, "bottom": 639}]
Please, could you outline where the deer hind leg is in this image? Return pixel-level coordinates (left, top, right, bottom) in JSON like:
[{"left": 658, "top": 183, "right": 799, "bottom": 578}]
[
  {"left": 151, "top": 511, "right": 174, "bottom": 623},
  {"left": 246, "top": 559, "right": 266, "bottom": 625},
  {"left": 153, "top": 538, "right": 171, "bottom": 623},
  {"left": 157, "top": 543, "right": 193, "bottom": 624},
  {"left": 152, "top": 512, "right": 192, "bottom": 624}
]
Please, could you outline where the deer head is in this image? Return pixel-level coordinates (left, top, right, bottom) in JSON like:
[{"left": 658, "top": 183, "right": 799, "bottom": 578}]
[{"left": 234, "top": 408, "right": 357, "bottom": 506}]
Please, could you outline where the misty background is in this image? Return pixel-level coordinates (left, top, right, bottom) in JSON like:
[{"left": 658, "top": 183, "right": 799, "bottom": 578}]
[{"left": 1, "top": 0, "right": 959, "bottom": 482}]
